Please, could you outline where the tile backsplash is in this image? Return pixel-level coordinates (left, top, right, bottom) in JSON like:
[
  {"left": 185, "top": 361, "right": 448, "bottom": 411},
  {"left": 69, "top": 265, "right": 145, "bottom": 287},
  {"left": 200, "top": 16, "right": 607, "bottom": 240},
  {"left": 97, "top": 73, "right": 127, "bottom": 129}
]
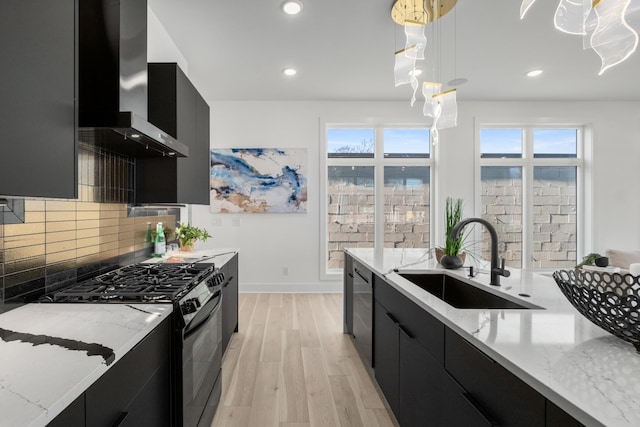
[{"left": 0, "top": 143, "right": 179, "bottom": 303}]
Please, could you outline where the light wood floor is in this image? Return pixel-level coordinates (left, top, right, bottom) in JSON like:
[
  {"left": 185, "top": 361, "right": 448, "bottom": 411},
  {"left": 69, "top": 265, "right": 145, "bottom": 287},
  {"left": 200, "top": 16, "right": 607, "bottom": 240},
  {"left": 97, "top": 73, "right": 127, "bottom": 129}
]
[{"left": 211, "top": 293, "right": 397, "bottom": 427}]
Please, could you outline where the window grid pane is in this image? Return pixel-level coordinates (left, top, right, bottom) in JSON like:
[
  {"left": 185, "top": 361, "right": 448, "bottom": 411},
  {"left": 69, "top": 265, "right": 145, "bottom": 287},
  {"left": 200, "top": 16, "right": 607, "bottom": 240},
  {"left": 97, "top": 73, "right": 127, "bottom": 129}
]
[
  {"left": 533, "top": 166, "right": 577, "bottom": 269},
  {"left": 481, "top": 166, "right": 523, "bottom": 268},
  {"left": 327, "top": 128, "right": 375, "bottom": 158},
  {"left": 533, "top": 129, "right": 577, "bottom": 158},
  {"left": 383, "top": 128, "right": 430, "bottom": 158},
  {"left": 384, "top": 166, "right": 430, "bottom": 249},
  {"left": 480, "top": 128, "right": 523, "bottom": 158},
  {"left": 327, "top": 166, "right": 375, "bottom": 270}
]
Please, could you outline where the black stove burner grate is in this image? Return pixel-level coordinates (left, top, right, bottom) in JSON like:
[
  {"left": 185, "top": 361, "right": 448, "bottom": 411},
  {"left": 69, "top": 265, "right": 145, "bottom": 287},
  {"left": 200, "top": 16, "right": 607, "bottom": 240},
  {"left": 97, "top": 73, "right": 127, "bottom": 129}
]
[{"left": 52, "top": 263, "right": 216, "bottom": 303}]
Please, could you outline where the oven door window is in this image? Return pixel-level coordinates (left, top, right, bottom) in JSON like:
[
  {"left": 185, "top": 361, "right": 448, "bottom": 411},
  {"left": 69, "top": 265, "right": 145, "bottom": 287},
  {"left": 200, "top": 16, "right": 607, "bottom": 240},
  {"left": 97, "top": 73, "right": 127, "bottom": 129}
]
[{"left": 182, "top": 294, "right": 222, "bottom": 427}]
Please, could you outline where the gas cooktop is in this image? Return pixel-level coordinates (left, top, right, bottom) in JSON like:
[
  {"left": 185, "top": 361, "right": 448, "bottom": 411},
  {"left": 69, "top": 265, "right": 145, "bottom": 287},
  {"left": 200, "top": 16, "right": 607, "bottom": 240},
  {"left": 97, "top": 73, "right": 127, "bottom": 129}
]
[{"left": 48, "top": 263, "right": 221, "bottom": 303}]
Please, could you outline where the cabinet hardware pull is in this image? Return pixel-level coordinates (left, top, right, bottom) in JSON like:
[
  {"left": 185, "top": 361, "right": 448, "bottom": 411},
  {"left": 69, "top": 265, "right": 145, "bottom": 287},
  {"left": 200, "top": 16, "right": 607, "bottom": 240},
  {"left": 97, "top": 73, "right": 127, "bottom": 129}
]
[
  {"left": 461, "top": 392, "right": 501, "bottom": 426},
  {"left": 223, "top": 276, "right": 234, "bottom": 288},
  {"left": 112, "top": 412, "right": 129, "bottom": 427},
  {"left": 398, "top": 324, "right": 414, "bottom": 338},
  {"left": 355, "top": 268, "right": 369, "bottom": 284},
  {"left": 348, "top": 273, "right": 354, "bottom": 278},
  {"left": 385, "top": 312, "right": 399, "bottom": 324}
]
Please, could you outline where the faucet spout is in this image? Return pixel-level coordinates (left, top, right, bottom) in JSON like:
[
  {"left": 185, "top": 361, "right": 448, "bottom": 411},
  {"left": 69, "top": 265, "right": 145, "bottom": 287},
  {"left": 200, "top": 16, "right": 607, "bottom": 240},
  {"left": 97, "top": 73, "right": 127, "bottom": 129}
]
[{"left": 450, "top": 217, "right": 510, "bottom": 286}]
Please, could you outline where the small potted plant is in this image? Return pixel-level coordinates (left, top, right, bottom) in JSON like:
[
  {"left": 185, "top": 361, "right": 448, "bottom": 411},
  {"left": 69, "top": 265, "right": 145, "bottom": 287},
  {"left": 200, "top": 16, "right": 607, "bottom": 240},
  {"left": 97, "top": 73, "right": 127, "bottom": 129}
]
[
  {"left": 437, "top": 197, "right": 467, "bottom": 269},
  {"left": 175, "top": 222, "right": 211, "bottom": 252}
]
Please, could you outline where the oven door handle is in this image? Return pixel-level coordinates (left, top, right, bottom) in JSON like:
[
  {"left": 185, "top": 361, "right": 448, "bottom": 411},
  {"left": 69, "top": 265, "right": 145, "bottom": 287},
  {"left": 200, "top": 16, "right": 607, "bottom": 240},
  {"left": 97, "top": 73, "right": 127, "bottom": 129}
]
[{"left": 184, "top": 293, "right": 222, "bottom": 339}]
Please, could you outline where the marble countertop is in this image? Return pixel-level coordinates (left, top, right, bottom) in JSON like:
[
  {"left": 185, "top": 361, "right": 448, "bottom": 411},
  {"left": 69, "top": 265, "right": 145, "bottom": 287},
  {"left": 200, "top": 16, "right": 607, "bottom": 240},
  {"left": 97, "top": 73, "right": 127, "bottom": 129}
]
[
  {"left": 0, "top": 248, "right": 238, "bottom": 427},
  {"left": 0, "top": 303, "right": 172, "bottom": 427},
  {"left": 347, "top": 248, "right": 640, "bottom": 427}
]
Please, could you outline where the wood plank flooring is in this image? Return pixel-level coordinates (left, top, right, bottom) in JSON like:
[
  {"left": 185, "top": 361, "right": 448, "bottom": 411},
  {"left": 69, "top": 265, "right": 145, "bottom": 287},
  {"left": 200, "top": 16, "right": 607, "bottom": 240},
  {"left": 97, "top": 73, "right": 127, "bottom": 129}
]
[{"left": 211, "top": 293, "right": 397, "bottom": 427}]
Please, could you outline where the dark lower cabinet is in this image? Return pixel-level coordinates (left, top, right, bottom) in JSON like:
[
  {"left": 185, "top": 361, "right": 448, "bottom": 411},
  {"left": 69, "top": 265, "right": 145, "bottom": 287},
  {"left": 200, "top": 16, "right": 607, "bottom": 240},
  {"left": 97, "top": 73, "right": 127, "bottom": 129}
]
[
  {"left": 546, "top": 400, "right": 585, "bottom": 427},
  {"left": 374, "top": 293, "right": 442, "bottom": 427},
  {"left": 222, "top": 254, "right": 239, "bottom": 354},
  {"left": 352, "top": 260, "right": 373, "bottom": 366},
  {"left": 49, "top": 317, "right": 171, "bottom": 427},
  {"left": 344, "top": 253, "right": 354, "bottom": 334},
  {"left": 47, "top": 394, "right": 85, "bottom": 427},
  {"left": 445, "top": 328, "right": 546, "bottom": 426},
  {"left": 398, "top": 328, "right": 443, "bottom": 427},
  {"left": 443, "top": 372, "right": 499, "bottom": 426},
  {"left": 374, "top": 300, "right": 400, "bottom": 416}
]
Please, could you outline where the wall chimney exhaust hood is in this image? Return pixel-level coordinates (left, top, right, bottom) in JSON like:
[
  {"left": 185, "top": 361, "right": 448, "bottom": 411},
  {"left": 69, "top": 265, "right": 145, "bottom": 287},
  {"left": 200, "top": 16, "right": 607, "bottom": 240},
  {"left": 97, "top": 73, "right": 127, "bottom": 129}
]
[{"left": 79, "top": 0, "right": 188, "bottom": 158}]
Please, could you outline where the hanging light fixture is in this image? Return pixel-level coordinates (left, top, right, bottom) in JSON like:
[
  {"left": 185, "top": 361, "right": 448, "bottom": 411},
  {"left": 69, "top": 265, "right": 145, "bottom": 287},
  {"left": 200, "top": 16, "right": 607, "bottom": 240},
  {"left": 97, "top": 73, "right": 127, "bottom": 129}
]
[
  {"left": 391, "top": 0, "right": 460, "bottom": 135},
  {"left": 520, "top": 0, "right": 640, "bottom": 75}
]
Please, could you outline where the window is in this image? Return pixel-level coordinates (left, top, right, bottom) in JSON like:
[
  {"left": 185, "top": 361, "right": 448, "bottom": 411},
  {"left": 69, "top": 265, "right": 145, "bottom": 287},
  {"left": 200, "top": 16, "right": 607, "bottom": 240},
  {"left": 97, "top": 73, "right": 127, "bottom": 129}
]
[
  {"left": 478, "top": 126, "right": 582, "bottom": 270},
  {"left": 323, "top": 125, "right": 432, "bottom": 275}
]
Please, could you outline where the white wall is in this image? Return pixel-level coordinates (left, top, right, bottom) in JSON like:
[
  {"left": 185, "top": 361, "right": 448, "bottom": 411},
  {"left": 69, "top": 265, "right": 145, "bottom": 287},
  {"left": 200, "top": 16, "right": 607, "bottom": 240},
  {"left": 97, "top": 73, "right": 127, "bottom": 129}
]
[
  {"left": 188, "top": 100, "right": 640, "bottom": 292},
  {"left": 147, "top": 7, "right": 189, "bottom": 73}
]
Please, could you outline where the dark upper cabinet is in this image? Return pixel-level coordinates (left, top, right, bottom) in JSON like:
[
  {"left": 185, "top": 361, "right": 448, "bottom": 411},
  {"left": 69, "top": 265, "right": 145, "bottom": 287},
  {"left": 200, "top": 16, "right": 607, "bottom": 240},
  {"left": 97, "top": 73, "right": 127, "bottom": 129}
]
[
  {"left": 137, "top": 63, "right": 210, "bottom": 204},
  {"left": 0, "top": 0, "right": 77, "bottom": 199}
]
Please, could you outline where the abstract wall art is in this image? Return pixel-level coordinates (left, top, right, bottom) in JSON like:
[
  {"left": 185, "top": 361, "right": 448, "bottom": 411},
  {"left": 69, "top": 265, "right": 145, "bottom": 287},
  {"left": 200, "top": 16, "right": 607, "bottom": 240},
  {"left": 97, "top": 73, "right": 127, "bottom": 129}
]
[{"left": 210, "top": 148, "right": 308, "bottom": 213}]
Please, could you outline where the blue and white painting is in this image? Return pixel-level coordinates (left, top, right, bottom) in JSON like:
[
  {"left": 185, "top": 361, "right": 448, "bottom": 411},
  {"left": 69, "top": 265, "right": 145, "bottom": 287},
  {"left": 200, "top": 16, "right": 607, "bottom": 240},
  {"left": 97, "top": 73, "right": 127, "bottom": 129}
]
[{"left": 210, "top": 148, "right": 308, "bottom": 213}]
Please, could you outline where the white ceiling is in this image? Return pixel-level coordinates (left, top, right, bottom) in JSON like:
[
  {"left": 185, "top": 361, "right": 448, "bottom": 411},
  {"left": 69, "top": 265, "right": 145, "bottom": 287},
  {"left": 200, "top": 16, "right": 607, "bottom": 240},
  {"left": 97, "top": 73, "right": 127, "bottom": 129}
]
[{"left": 149, "top": 0, "right": 640, "bottom": 102}]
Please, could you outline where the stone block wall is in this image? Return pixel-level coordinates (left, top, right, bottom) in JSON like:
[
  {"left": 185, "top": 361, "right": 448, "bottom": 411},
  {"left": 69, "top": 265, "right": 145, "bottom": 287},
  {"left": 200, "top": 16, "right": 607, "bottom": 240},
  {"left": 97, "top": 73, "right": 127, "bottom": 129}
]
[
  {"left": 480, "top": 167, "right": 576, "bottom": 269},
  {"left": 327, "top": 182, "right": 429, "bottom": 270}
]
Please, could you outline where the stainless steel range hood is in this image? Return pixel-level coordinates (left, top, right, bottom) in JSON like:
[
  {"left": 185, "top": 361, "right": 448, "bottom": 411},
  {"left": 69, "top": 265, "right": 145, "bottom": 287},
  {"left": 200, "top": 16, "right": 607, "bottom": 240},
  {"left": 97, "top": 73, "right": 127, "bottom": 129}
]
[{"left": 79, "top": 0, "right": 188, "bottom": 157}]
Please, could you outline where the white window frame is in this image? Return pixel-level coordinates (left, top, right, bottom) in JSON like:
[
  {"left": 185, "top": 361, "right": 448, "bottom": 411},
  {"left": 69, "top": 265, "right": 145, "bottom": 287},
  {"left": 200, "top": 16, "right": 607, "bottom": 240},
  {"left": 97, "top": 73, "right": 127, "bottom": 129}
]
[
  {"left": 474, "top": 122, "right": 590, "bottom": 272},
  {"left": 320, "top": 119, "right": 434, "bottom": 280}
]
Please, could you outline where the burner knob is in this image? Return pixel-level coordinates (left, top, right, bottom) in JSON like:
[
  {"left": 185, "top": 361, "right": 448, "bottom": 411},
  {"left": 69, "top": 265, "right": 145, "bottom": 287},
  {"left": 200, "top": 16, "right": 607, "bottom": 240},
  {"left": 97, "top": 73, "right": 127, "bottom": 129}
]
[{"left": 180, "top": 298, "right": 200, "bottom": 315}]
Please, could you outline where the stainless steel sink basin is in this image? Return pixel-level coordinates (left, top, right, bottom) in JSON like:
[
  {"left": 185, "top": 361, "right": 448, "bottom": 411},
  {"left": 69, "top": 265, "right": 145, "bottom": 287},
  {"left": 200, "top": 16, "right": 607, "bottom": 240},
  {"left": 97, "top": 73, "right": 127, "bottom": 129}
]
[{"left": 398, "top": 273, "right": 541, "bottom": 310}]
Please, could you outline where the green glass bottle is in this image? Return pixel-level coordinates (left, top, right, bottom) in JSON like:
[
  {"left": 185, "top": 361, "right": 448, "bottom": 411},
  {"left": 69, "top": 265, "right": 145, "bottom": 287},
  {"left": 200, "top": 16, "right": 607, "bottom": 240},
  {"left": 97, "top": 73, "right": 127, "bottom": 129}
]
[{"left": 154, "top": 222, "right": 166, "bottom": 256}]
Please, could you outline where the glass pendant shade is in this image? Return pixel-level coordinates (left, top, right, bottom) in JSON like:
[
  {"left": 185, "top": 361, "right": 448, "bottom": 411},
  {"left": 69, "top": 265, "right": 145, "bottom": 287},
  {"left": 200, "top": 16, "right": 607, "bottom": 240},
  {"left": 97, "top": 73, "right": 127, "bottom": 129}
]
[
  {"left": 554, "top": 0, "right": 591, "bottom": 35},
  {"left": 394, "top": 46, "right": 417, "bottom": 87},
  {"left": 432, "top": 89, "right": 458, "bottom": 130},
  {"left": 404, "top": 21, "right": 427, "bottom": 59},
  {"left": 422, "top": 82, "right": 442, "bottom": 117},
  {"left": 589, "top": 0, "right": 639, "bottom": 75},
  {"left": 520, "top": 0, "right": 538, "bottom": 19}
]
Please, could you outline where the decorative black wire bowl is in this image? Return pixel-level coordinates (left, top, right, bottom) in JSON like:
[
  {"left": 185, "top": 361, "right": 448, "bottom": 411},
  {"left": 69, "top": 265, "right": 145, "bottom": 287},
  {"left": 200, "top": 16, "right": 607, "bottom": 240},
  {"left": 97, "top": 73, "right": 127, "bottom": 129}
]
[{"left": 553, "top": 269, "right": 640, "bottom": 352}]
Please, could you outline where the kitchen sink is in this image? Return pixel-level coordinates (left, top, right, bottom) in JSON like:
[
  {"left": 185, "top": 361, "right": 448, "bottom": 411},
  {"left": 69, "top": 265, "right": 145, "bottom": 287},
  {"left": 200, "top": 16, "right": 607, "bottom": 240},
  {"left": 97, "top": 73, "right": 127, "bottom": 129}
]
[{"left": 398, "top": 273, "right": 541, "bottom": 310}]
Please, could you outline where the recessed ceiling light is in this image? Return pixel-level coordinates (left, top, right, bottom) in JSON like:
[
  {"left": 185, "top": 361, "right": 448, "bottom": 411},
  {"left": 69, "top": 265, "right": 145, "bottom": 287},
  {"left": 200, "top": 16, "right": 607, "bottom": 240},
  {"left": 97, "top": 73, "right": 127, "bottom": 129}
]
[
  {"left": 282, "top": 0, "right": 303, "bottom": 15},
  {"left": 130, "top": 133, "right": 141, "bottom": 139},
  {"left": 526, "top": 69, "right": 544, "bottom": 77},
  {"left": 283, "top": 68, "right": 297, "bottom": 77}
]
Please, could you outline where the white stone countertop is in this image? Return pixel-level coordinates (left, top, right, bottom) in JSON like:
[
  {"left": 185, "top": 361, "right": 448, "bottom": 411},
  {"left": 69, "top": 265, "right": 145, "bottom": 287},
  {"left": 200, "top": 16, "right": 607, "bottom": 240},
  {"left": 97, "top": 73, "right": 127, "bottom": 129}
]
[
  {"left": 346, "top": 248, "right": 640, "bottom": 427},
  {"left": 0, "top": 248, "right": 238, "bottom": 427},
  {"left": 142, "top": 247, "right": 238, "bottom": 268},
  {"left": 0, "top": 303, "right": 172, "bottom": 427}
]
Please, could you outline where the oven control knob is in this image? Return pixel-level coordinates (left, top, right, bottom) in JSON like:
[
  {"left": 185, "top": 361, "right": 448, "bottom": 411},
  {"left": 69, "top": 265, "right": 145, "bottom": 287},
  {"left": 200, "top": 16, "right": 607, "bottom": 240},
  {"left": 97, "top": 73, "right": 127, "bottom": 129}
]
[{"left": 181, "top": 298, "right": 200, "bottom": 315}]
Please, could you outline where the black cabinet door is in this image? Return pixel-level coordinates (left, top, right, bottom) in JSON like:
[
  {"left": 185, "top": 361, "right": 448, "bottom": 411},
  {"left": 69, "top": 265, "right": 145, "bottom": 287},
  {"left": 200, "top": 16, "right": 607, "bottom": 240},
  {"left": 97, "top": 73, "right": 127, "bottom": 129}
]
[
  {"left": 352, "top": 261, "right": 373, "bottom": 366},
  {"left": 85, "top": 318, "right": 171, "bottom": 427},
  {"left": 143, "top": 63, "right": 210, "bottom": 204},
  {"left": 373, "top": 300, "right": 400, "bottom": 417},
  {"left": 546, "top": 400, "right": 585, "bottom": 427},
  {"left": 344, "top": 253, "right": 354, "bottom": 334},
  {"left": 222, "top": 254, "right": 239, "bottom": 354},
  {"left": 443, "top": 372, "right": 499, "bottom": 427},
  {"left": 0, "top": 0, "right": 77, "bottom": 199},
  {"left": 445, "top": 328, "right": 546, "bottom": 426},
  {"left": 398, "top": 328, "right": 443, "bottom": 427},
  {"left": 48, "top": 393, "right": 85, "bottom": 427}
]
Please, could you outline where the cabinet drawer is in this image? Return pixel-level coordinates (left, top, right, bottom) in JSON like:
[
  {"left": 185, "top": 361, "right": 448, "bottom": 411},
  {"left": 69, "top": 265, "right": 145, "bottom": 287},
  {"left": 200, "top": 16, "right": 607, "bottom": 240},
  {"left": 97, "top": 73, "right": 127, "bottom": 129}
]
[
  {"left": 445, "top": 328, "right": 545, "bottom": 426},
  {"left": 86, "top": 318, "right": 171, "bottom": 427},
  {"left": 443, "top": 372, "right": 499, "bottom": 427},
  {"left": 375, "top": 279, "right": 444, "bottom": 364}
]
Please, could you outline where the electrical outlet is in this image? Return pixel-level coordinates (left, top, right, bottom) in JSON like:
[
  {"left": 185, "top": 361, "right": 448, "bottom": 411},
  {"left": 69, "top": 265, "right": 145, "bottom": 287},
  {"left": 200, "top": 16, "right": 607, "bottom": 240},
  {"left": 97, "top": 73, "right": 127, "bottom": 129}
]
[
  {"left": 211, "top": 217, "right": 222, "bottom": 226},
  {"left": 282, "top": 266, "right": 289, "bottom": 276}
]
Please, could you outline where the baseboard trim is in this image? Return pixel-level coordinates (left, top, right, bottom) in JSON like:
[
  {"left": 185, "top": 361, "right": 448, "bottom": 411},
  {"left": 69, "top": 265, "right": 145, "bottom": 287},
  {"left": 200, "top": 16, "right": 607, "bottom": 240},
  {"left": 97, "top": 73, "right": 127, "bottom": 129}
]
[{"left": 239, "top": 282, "right": 343, "bottom": 293}]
